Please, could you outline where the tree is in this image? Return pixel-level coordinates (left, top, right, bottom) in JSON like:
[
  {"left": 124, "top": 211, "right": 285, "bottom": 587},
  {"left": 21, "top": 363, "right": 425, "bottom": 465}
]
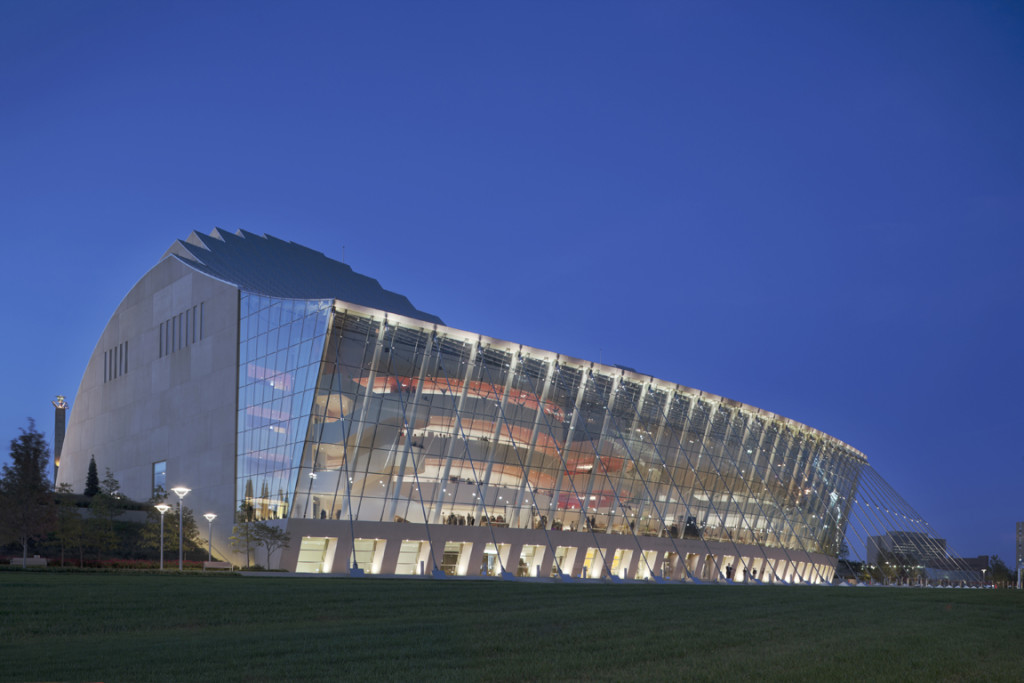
[
  {"left": 53, "top": 483, "right": 85, "bottom": 567},
  {"left": 990, "top": 555, "right": 1012, "bottom": 588},
  {"left": 85, "top": 468, "right": 124, "bottom": 562},
  {"left": 253, "top": 521, "right": 291, "bottom": 569},
  {"left": 174, "top": 504, "right": 203, "bottom": 560},
  {"left": 84, "top": 456, "right": 99, "bottom": 497},
  {"left": 140, "top": 493, "right": 202, "bottom": 561},
  {"left": 140, "top": 493, "right": 170, "bottom": 555},
  {"left": 230, "top": 503, "right": 258, "bottom": 568},
  {"left": 0, "top": 419, "right": 56, "bottom": 563}
]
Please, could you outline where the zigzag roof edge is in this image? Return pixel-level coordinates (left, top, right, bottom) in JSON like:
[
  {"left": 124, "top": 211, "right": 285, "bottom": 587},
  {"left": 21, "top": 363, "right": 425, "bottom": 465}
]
[{"left": 159, "top": 228, "right": 444, "bottom": 325}]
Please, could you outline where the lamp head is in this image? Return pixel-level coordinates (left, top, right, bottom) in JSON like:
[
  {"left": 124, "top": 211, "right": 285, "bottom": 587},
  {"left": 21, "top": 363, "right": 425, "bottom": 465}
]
[
  {"left": 154, "top": 503, "right": 171, "bottom": 514},
  {"left": 171, "top": 486, "right": 191, "bottom": 499},
  {"left": 203, "top": 513, "right": 217, "bottom": 523}
]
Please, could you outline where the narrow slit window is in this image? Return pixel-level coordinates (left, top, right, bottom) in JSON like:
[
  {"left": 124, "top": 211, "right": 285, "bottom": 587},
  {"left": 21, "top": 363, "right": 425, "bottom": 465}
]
[{"left": 162, "top": 301, "right": 207, "bottom": 358}]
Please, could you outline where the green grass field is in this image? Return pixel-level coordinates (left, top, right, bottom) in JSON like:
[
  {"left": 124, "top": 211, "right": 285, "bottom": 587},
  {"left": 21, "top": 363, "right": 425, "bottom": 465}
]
[{"left": 2, "top": 571, "right": 1022, "bottom": 682}]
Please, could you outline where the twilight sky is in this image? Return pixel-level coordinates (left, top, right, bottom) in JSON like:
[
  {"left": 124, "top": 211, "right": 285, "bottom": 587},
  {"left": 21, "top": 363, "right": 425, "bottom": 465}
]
[{"left": 1, "top": 1, "right": 1022, "bottom": 563}]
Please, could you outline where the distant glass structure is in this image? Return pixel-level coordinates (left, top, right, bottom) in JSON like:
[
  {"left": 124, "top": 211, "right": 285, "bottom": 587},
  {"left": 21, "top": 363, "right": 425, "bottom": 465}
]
[{"left": 56, "top": 229, "right": 978, "bottom": 584}]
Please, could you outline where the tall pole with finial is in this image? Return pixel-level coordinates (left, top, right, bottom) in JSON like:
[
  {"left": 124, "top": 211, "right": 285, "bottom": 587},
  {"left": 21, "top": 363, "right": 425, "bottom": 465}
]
[{"left": 52, "top": 395, "right": 67, "bottom": 487}]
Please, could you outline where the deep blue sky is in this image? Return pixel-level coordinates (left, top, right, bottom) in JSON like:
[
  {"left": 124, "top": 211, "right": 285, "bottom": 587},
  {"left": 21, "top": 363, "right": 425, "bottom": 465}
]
[{"left": 2, "top": 1, "right": 1021, "bottom": 563}]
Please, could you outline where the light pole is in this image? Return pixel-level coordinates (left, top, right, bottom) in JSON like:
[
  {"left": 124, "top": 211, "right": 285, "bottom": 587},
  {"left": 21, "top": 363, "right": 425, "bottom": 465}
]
[
  {"left": 155, "top": 503, "right": 171, "bottom": 570},
  {"left": 171, "top": 486, "right": 190, "bottom": 570},
  {"left": 203, "top": 513, "right": 217, "bottom": 562}
]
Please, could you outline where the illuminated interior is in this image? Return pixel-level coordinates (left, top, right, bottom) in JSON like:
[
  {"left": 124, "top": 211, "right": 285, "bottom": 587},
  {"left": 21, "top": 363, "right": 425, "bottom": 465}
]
[{"left": 235, "top": 294, "right": 881, "bottom": 582}]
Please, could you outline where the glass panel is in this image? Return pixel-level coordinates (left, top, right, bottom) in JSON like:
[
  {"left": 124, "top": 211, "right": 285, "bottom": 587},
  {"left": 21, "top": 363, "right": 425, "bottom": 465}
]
[
  {"left": 236, "top": 293, "right": 332, "bottom": 521},
  {"left": 236, "top": 300, "right": 868, "bottom": 578},
  {"left": 480, "top": 543, "right": 509, "bottom": 577},
  {"left": 581, "top": 548, "right": 598, "bottom": 579},
  {"left": 295, "top": 536, "right": 331, "bottom": 573},
  {"left": 395, "top": 540, "right": 426, "bottom": 575},
  {"left": 609, "top": 549, "right": 631, "bottom": 579},
  {"left": 152, "top": 460, "right": 166, "bottom": 495},
  {"left": 351, "top": 538, "right": 379, "bottom": 573},
  {"left": 636, "top": 550, "right": 658, "bottom": 580},
  {"left": 440, "top": 541, "right": 468, "bottom": 576},
  {"left": 550, "top": 546, "right": 574, "bottom": 577},
  {"left": 518, "top": 544, "right": 543, "bottom": 577}
]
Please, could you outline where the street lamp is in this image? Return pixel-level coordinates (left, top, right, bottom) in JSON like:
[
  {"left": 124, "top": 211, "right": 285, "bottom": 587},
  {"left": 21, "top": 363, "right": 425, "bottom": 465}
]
[
  {"left": 203, "top": 513, "right": 217, "bottom": 562},
  {"left": 154, "top": 503, "right": 171, "bottom": 570},
  {"left": 171, "top": 486, "right": 190, "bottom": 570}
]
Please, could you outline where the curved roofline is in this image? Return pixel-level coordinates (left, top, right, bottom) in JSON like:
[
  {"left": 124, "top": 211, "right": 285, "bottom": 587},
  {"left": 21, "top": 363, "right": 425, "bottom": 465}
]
[
  {"left": 329, "top": 298, "right": 869, "bottom": 464},
  {"left": 159, "top": 229, "right": 866, "bottom": 463}
]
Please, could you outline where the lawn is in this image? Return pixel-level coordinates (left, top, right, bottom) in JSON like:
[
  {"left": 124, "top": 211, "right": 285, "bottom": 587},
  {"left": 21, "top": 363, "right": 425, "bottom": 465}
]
[{"left": 2, "top": 571, "right": 1022, "bottom": 682}]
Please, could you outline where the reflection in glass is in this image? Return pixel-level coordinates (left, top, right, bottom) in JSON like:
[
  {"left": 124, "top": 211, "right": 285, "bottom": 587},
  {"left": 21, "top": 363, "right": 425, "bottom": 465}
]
[{"left": 232, "top": 300, "right": 902, "bottom": 583}]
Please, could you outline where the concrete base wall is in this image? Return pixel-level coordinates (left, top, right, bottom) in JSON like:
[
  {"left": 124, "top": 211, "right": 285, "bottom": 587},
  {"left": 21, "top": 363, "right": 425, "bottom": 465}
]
[{"left": 277, "top": 519, "right": 837, "bottom": 584}]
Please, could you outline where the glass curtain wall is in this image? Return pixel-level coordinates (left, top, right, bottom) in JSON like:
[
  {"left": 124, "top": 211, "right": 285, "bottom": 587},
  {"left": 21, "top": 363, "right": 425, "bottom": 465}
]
[
  {"left": 236, "top": 293, "right": 332, "bottom": 521},
  {"left": 293, "top": 307, "right": 863, "bottom": 558}
]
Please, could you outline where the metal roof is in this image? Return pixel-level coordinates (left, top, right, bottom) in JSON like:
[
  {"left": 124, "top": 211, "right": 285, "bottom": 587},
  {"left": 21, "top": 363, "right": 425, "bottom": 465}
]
[{"left": 165, "top": 228, "right": 444, "bottom": 325}]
